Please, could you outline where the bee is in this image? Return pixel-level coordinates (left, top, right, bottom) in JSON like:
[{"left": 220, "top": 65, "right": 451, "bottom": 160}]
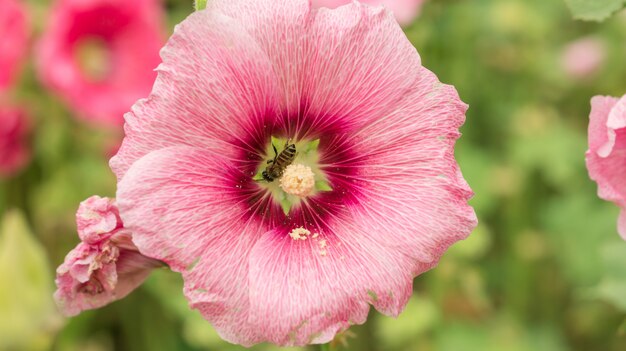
[{"left": 261, "top": 139, "right": 297, "bottom": 182}]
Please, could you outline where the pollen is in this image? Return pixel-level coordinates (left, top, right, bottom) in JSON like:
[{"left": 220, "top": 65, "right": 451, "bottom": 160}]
[
  {"left": 317, "top": 239, "right": 328, "bottom": 257},
  {"left": 289, "top": 227, "right": 311, "bottom": 240},
  {"left": 279, "top": 164, "right": 315, "bottom": 197},
  {"left": 318, "top": 239, "right": 327, "bottom": 249}
]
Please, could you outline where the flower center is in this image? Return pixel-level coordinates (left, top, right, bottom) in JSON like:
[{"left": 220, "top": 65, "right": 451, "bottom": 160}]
[
  {"left": 253, "top": 136, "right": 333, "bottom": 215},
  {"left": 74, "top": 37, "right": 111, "bottom": 82},
  {"left": 279, "top": 164, "right": 315, "bottom": 197}
]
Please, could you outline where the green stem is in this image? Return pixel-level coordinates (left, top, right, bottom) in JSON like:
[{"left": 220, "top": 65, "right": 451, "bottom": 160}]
[{"left": 320, "top": 343, "right": 332, "bottom": 351}]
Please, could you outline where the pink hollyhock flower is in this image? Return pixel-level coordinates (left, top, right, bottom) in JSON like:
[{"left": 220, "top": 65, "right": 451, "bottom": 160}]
[
  {"left": 54, "top": 196, "right": 162, "bottom": 316},
  {"left": 0, "top": 106, "right": 31, "bottom": 177},
  {"left": 112, "top": 0, "right": 476, "bottom": 346},
  {"left": 36, "top": 0, "right": 165, "bottom": 126},
  {"left": 561, "top": 37, "right": 606, "bottom": 79},
  {"left": 311, "top": 0, "right": 425, "bottom": 25},
  {"left": 0, "top": 0, "right": 29, "bottom": 92},
  {"left": 587, "top": 95, "right": 626, "bottom": 240}
]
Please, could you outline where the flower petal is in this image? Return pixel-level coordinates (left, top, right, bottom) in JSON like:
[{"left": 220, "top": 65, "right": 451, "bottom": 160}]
[
  {"left": 561, "top": 37, "right": 606, "bottom": 79},
  {"left": 111, "top": 2, "right": 476, "bottom": 346},
  {"left": 587, "top": 96, "right": 626, "bottom": 209},
  {"left": 0, "top": 0, "right": 29, "bottom": 91},
  {"left": 619, "top": 210, "right": 626, "bottom": 240},
  {"left": 207, "top": 0, "right": 419, "bottom": 133},
  {"left": 588, "top": 96, "right": 619, "bottom": 158},
  {"left": 35, "top": 0, "right": 164, "bottom": 125},
  {"left": 76, "top": 196, "right": 121, "bottom": 243},
  {"left": 54, "top": 239, "right": 157, "bottom": 316},
  {"left": 114, "top": 245, "right": 161, "bottom": 296},
  {"left": 205, "top": 0, "right": 310, "bottom": 111},
  {"left": 111, "top": 9, "right": 279, "bottom": 180},
  {"left": 247, "top": 225, "right": 415, "bottom": 346},
  {"left": 116, "top": 146, "right": 268, "bottom": 345},
  {"left": 301, "top": 2, "right": 422, "bottom": 132},
  {"left": 0, "top": 106, "right": 31, "bottom": 177},
  {"left": 312, "top": 0, "right": 425, "bottom": 26},
  {"left": 340, "top": 67, "right": 476, "bottom": 270}
]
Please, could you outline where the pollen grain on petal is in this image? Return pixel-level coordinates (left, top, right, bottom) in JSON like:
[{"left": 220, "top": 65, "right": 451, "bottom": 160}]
[
  {"left": 317, "top": 239, "right": 328, "bottom": 256},
  {"left": 289, "top": 227, "right": 311, "bottom": 240}
]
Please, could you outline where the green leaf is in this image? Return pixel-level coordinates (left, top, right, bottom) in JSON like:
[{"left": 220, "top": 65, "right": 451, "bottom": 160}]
[
  {"left": 0, "top": 210, "right": 62, "bottom": 351},
  {"left": 194, "top": 0, "right": 207, "bottom": 11},
  {"left": 564, "top": 0, "right": 626, "bottom": 21}
]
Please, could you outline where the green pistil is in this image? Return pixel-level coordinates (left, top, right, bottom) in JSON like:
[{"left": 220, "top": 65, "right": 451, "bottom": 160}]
[{"left": 253, "top": 136, "right": 333, "bottom": 216}]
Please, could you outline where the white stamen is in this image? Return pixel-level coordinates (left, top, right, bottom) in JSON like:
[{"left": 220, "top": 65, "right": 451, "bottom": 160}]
[
  {"left": 279, "top": 164, "right": 315, "bottom": 198},
  {"left": 289, "top": 227, "right": 310, "bottom": 240}
]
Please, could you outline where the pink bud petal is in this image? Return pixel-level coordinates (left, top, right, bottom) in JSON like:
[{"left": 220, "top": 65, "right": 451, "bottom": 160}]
[
  {"left": 55, "top": 196, "right": 161, "bottom": 316},
  {"left": 586, "top": 95, "right": 626, "bottom": 240}
]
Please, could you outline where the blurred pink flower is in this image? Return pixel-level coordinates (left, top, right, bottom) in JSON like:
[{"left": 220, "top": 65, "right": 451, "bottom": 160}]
[
  {"left": 561, "top": 37, "right": 606, "bottom": 79},
  {"left": 0, "top": 106, "right": 31, "bottom": 177},
  {"left": 587, "top": 95, "right": 626, "bottom": 240},
  {"left": 112, "top": 1, "right": 476, "bottom": 346},
  {"left": 0, "top": 0, "right": 29, "bottom": 92},
  {"left": 311, "top": 0, "right": 425, "bottom": 25},
  {"left": 54, "top": 196, "right": 162, "bottom": 316},
  {"left": 36, "top": 0, "right": 165, "bottom": 126}
]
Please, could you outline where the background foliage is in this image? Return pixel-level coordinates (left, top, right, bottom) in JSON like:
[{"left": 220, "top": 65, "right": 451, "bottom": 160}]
[
  {"left": 1, "top": 0, "right": 626, "bottom": 350},
  {"left": 565, "top": 0, "right": 626, "bottom": 21}
]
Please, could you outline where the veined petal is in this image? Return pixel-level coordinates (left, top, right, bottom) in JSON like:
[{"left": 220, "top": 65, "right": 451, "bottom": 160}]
[
  {"left": 117, "top": 146, "right": 267, "bottom": 345},
  {"left": 344, "top": 68, "right": 475, "bottom": 266},
  {"left": 207, "top": 0, "right": 421, "bottom": 131},
  {"left": 298, "top": 2, "right": 423, "bottom": 135},
  {"left": 206, "top": 0, "right": 310, "bottom": 113},
  {"left": 110, "top": 1, "right": 476, "bottom": 346},
  {"left": 312, "top": 0, "right": 425, "bottom": 25},
  {"left": 111, "top": 9, "right": 280, "bottom": 180},
  {"left": 247, "top": 226, "right": 414, "bottom": 346}
]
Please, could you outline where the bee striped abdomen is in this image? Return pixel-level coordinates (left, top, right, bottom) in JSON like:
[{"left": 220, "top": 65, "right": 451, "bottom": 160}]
[
  {"left": 262, "top": 142, "right": 297, "bottom": 182},
  {"left": 275, "top": 144, "right": 296, "bottom": 169}
]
